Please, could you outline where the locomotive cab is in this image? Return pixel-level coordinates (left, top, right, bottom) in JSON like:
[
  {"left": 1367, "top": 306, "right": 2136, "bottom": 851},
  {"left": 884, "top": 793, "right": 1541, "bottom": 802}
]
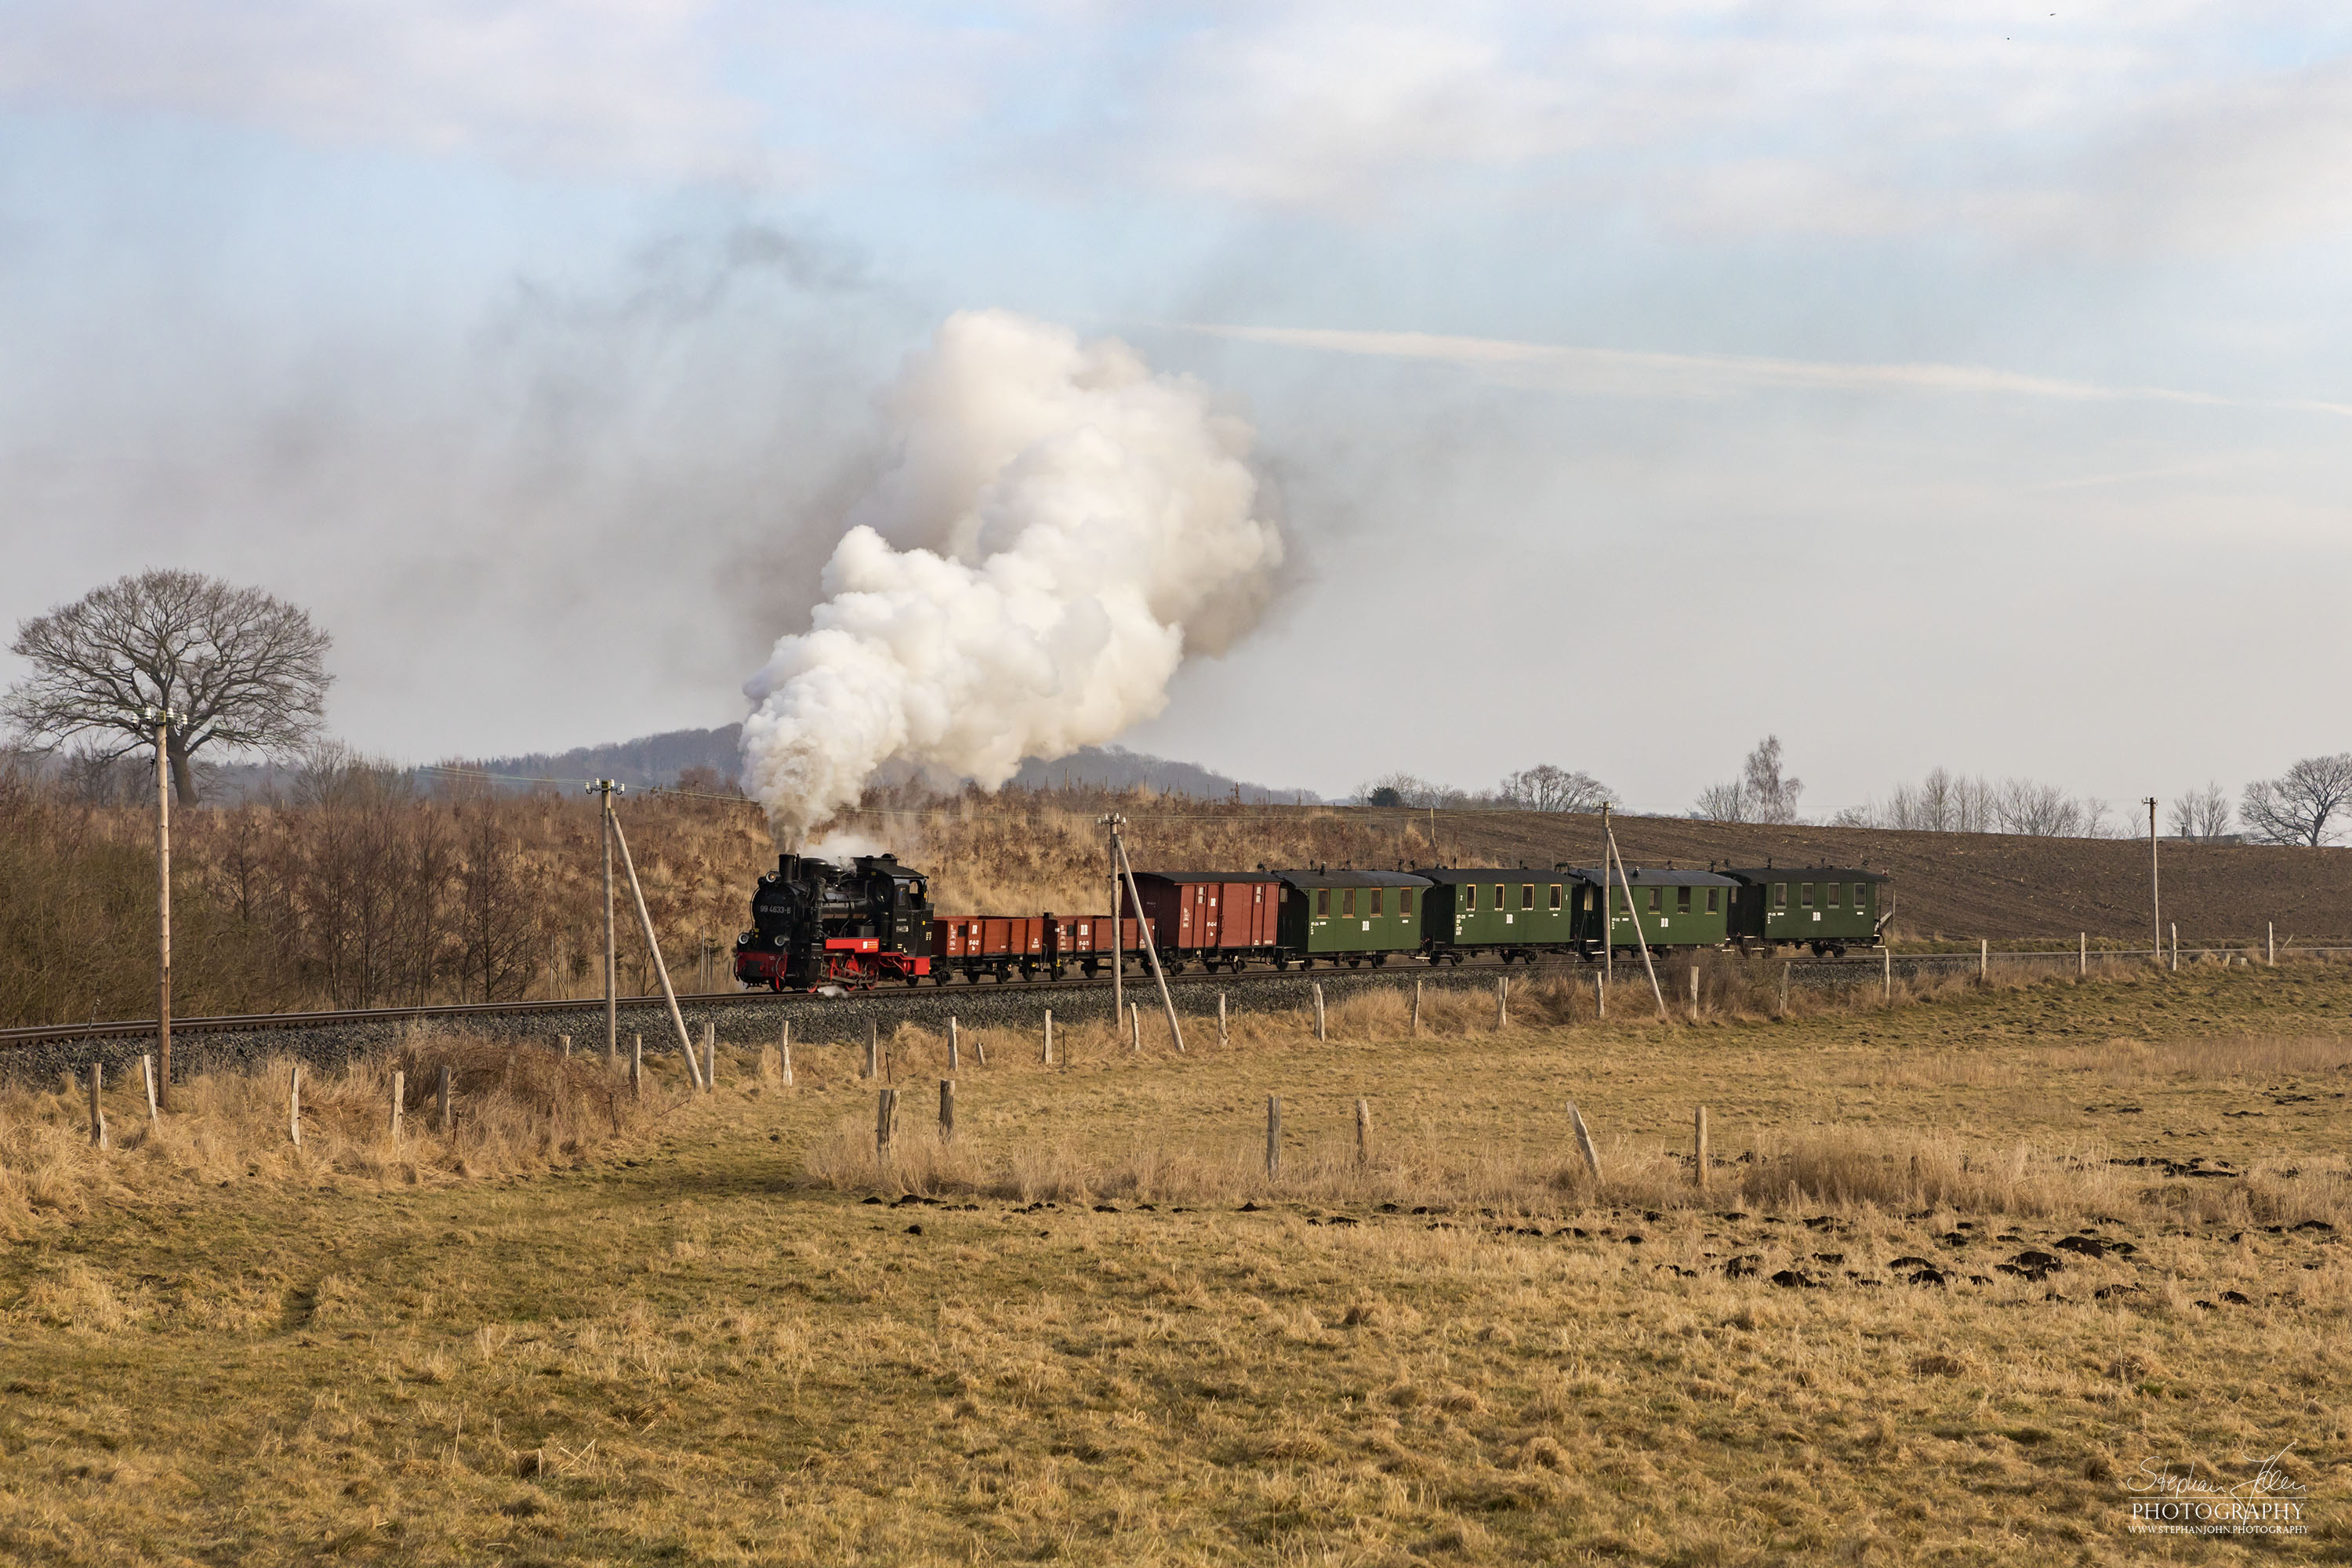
[{"left": 733, "top": 851, "right": 934, "bottom": 992}]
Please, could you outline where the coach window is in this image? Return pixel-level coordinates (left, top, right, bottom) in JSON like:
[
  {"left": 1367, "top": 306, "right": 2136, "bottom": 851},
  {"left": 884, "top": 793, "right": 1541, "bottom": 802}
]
[
  {"left": 1465, "top": 884, "right": 1477, "bottom": 912},
  {"left": 1521, "top": 884, "right": 1534, "bottom": 910},
  {"left": 1773, "top": 884, "right": 1788, "bottom": 908},
  {"left": 1801, "top": 883, "right": 1814, "bottom": 907},
  {"left": 1827, "top": 882, "right": 1842, "bottom": 906},
  {"left": 1317, "top": 888, "right": 1330, "bottom": 916},
  {"left": 1399, "top": 887, "right": 1414, "bottom": 915},
  {"left": 1648, "top": 887, "right": 1661, "bottom": 912},
  {"left": 1370, "top": 888, "right": 1384, "bottom": 916},
  {"left": 1856, "top": 884, "right": 1870, "bottom": 908},
  {"left": 1343, "top": 888, "right": 1356, "bottom": 916},
  {"left": 1675, "top": 885, "right": 1690, "bottom": 913},
  {"left": 1583, "top": 886, "right": 1595, "bottom": 911},
  {"left": 1494, "top": 884, "right": 1505, "bottom": 912},
  {"left": 1706, "top": 887, "right": 1719, "bottom": 914},
  {"left": 1548, "top": 884, "right": 1562, "bottom": 910}
]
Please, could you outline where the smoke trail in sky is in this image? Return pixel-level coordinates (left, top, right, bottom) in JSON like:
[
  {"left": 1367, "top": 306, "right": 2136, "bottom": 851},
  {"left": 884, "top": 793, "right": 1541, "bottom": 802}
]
[{"left": 740, "top": 310, "right": 1285, "bottom": 841}]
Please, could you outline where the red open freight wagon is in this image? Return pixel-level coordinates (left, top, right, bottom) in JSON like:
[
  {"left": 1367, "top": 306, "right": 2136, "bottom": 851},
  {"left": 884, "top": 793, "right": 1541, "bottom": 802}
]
[{"left": 930, "top": 913, "right": 1156, "bottom": 982}]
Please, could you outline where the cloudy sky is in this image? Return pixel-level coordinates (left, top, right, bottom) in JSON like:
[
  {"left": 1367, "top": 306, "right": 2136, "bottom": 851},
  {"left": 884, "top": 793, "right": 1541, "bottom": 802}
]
[{"left": 4, "top": 2, "right": 2348, "bottom": 817}]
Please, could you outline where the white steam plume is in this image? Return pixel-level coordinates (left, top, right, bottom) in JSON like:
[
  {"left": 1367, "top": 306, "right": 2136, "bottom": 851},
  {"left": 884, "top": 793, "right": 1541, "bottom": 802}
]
[{"left": 739, "top": 310, "right": 1286, "bottom": 842}]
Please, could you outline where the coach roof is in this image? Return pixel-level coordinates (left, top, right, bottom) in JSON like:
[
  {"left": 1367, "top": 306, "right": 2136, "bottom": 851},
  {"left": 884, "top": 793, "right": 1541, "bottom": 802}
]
[
  {"left": 1719, "top": 866, "right": 1889, "bottom": 884},
  {"left": 1412, "top": 866, "right": 1598, "bottom": 886},
  {"left": 1274, "top": 868, "right": 1435, "bottom": 890},
  {"left": 1566, "top": 866, "right": 1738, "bottom": 887}
]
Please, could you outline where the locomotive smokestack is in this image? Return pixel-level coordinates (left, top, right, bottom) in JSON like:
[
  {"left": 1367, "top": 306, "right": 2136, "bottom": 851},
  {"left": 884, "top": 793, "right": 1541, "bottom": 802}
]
[{"left": 738, "top": 310, "right": 1286, "bottom": 843}]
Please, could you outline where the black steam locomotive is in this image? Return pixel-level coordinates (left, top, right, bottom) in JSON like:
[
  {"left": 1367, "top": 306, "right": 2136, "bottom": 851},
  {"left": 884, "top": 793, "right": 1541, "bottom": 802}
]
[{"left": 731, "top": 853, "right": 935, "bottom": 991}]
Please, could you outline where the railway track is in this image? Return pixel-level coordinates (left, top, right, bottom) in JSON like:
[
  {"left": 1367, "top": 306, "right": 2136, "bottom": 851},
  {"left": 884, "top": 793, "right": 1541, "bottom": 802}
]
[{"left": 7, "top": 941, "right": 2340, "bottom": 1051}]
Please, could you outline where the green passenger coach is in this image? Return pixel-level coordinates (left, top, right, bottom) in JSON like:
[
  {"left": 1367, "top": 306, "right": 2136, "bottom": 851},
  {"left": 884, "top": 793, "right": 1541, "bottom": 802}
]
[
  {"left": 1570, "top": 866, "right": 1737, "bottom": 955},
  {"left": 1721, "top": 866, "right": 1888, "bottom": 955},
  {"left": 1272, "top": 869, "right": 1431, "bottom": 966},
  {"left": 1414, "top": 866, "right": 1594, "bottom": 964}
]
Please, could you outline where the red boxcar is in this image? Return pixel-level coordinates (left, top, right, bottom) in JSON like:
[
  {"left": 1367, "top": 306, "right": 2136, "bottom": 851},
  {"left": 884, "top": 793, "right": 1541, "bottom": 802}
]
[
  {"left": 930, "top": 914, "right": 1154, "bottom": 982},
  {"left": 1120, "top": 872, "right": 1283, "bottom": 972}
]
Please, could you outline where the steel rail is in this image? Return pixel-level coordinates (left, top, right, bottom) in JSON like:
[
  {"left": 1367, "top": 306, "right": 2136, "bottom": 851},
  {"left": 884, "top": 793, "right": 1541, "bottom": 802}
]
[{"left": 8, "top": 941, "right": 2348, "bottom": 1047}]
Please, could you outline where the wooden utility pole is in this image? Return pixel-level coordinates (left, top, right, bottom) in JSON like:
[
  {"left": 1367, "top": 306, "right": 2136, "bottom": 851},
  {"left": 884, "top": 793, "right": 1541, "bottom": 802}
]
[
  {"left": 607, "top": 808, "right": 703, "bottom": 1089},
  {"left": 2145, "top": 797, "right": 2161, "bottom": 967},
  {"left": 1604, "top": 821, "right": 1668, "bottom": 1019},
  {"left": 146, "top": 706, "right": 181, "bottom": 1109},
  {"left": 1599, "top": 803, "right": 1612, "bottom": 991},
  {"left": 590, "top": 779, "right": 619, "bottom": 1065},
  {"left": 1101, "top": 814, "right": 1125, "bottom": 1027},
  {"left": 1112, "top": 831, "right": 1185, "bottom": 1052}
]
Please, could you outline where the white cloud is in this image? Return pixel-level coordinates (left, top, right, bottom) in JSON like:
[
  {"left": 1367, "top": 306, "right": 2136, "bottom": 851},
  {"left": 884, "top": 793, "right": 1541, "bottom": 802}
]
[
  {"left": 1175, "top": 320, "right": 2352, "bottom": 416},
  {"left": 0, "top": 0, "right": 771, "bottom": 179}
]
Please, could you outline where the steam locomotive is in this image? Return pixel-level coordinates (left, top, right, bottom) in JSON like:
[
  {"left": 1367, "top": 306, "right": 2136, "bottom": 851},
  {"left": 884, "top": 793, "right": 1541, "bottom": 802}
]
[
  {"left": 731, "top": 852, "right": 934, "bottom": 990},
  {"left": 734, "top": 851, "right": 1889, "bottom": 993}
]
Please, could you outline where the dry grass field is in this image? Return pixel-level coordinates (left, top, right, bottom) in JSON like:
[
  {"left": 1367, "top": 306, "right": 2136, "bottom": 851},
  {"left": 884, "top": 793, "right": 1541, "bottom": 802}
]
[{"left": 5, "top": 959, "right": 2351, "bottom": 1563}]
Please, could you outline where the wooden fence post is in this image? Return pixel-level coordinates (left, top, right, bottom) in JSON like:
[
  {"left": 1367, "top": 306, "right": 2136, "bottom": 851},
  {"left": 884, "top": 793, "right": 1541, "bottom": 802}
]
[
  {"left": 630, "top": 1036, "right": 642, "bottom": 1101},
  {"left": 140, "top": 1053, "right": 158, "bottom": 1123},
  {"left": 939, "top": 1079, "right": 955, "bottom": 1141},
  {"left": 86, "top": 1062, "right": 107, "bottom": 1149},
  {"left": 1595, "top": 973, "right": 1606, "bottom": 1019},
  {"left": 1979, "top": 938, "right": 1987, "bottom": 983},
  {"left": 1265, "top": 1095, "right": 1281, "bottom": 1177},
  {"left": 2170, "top": 922, "right": 2180, "bottom": 972},
  {"left": 1355, "top": 1096, "right": 1372, "bottom": 1165},
  {"left": 390, "top": 1069, "right": 405, "bottom": 1142},
  {"left": 948, "top": 1016, "right": 960, "bottom": 1069},
  {"left": 1130, "top": 1003, "right": 1142, "bottom": 1054},
  {"left": 2269, "top": 921, "right": 2277, "bottom": 967},
  {"left": 1313, "top": 984, "right": 1327, "bottom": 1041},
  {"left": 1693, "top": 1105, "right": 1708, "bottom": 1189},
  {"left": 1218, "top": 992, "right": 1229, "bottom": 1046},
  {"left": 779, "top": 1020, "right": 793, "bottom": 1086},
  {"left": 1688, "top": 964, "right": 1699, "bottom": 1022},
  {"left": 1779, "top": 963, "right": 1789, "bottom": 1017},
  {"left": 2079, "top": 932, "right": 2086, "bottom": 978},
  {"left": 1042, "top": 1010, "right": 1054, "bottom": 1065},
  {"left": 1410, "top": 978, "right": 1422, "bottom": 1036},
  {"left": 876, "top": 1087, "right": 898, "bottom": 1158},
  {"left": 289, "top": 1063, "right": 302, "bottom": 1149},
  {"left": 1883, "top": 946, "right": 1893, "bottom": 1002},
  {"left": 1496, "top": 976, "right": 1508, "bottom": 1029},
  {"left": 560, "top": 1033, "right": 572, "bottom": 1060},
  {"left": 1567, "top": 1101, "right": 1602, "bottom": 1183}
]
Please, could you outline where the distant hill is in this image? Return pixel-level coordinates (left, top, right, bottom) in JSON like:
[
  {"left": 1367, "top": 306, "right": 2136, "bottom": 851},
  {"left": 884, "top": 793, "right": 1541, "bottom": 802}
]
[
  {"left": 455, "top": 726, "right": 745, "bottom": 790},
  {"left": 1005, "top": 746, "right": 1322, "bottom": 804},
  {"left": 451, "top": 729, "right": 1322, "bottom": 803}
]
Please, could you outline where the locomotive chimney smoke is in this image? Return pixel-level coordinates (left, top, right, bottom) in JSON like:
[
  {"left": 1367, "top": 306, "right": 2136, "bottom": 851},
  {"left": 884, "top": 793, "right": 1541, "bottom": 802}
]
[{"left": 739, "top": 310, "right": 1286, "bottom": 841}]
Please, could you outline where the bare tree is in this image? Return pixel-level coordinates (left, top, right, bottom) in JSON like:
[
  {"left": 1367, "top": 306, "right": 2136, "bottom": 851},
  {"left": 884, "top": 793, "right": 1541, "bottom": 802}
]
[
  {"left": 1691, "top": 780, "right": 1748, "bottom": 822},
  {"left": 2167, "top": 782, "right": 2234, "bottom": 842},
  {"left": 1697, "top": 736, "right": 1802, "bottom": 824},
  {"left": 2242, "top": 755, "right": 2352, "bottom": 847},
  {"left": 1498, "top": 764, "right": 1614, "bottom": 813},
  {"left": 4, "top": 569, "right": 333, "bottom": 805}
]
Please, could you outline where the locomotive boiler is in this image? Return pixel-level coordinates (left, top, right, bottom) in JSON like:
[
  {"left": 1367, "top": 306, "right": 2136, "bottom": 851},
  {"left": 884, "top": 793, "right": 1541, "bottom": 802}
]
[{"left": 731, "top": 852, "right": 934, "bottom": 990}]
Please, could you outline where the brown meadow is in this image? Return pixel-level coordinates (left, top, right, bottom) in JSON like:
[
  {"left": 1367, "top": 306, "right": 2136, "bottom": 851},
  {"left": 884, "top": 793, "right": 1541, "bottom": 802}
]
[{"left": 2, "top": 958, "right": 2350, "bottom": 1562}]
